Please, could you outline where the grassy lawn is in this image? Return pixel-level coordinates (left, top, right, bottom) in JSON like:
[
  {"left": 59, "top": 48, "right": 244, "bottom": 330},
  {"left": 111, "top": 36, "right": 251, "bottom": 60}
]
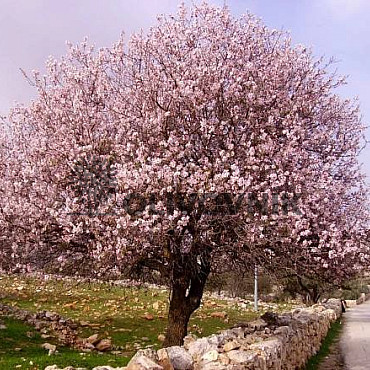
[
  {"left": 0, "top": 316, "right": 130, "bottom": 370},
  {"left": 0, "top": 274, "right": 296, "bottom": 369}
]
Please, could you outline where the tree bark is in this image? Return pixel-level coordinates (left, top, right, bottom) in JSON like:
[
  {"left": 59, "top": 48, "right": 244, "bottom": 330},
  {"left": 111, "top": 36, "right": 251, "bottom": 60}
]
[
  {"left": 163, "top": 253, "right": 210, "bottom": 347},
  {"left": 164, "top": 277, "right": 193, "bottom": 347},
  {"left": 297, "top": 276, "right": 321, "bottom": 304}
]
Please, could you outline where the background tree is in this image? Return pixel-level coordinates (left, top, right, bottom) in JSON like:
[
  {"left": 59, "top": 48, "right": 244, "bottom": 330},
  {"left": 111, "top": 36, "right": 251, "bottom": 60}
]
[{"left": 2, "top": 3, "right": 368, "bottom": 346}]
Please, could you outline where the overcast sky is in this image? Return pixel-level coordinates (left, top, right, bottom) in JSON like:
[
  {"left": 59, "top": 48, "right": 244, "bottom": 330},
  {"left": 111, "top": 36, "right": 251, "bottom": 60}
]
[{"left": 1, "top": 0, "right": 370, "bottom": 178}]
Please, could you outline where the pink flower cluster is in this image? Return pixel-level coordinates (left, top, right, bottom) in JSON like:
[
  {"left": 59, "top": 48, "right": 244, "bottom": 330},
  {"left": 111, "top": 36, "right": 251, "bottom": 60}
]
[{"left": 0, "top": 2, "right": 368, "bottom": 286}]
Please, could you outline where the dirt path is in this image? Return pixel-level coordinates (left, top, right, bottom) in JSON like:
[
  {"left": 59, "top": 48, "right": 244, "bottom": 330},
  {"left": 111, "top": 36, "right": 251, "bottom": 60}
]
[{"left": 341, "top": 300, "right": 370, "bottom": 369}]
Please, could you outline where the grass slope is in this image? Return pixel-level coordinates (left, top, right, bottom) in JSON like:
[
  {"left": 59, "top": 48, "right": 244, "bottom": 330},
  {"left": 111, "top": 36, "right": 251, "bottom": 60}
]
[
  {"left": 0, "top": 275, "right": 297, "bottom": 369},
  {"left": 0, "top": 275, "right": 263, "bottom": 350}
]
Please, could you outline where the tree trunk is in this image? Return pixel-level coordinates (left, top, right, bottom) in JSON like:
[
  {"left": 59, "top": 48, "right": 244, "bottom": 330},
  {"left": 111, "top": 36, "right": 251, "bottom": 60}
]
[
  {"left": 164, "top": 278, "right": 193, "bottom": 347},
  {"left": 311, "top": 285, "right": 321, "bottom": 304},
  {"left": 163, "top": 253, "right": 210, "bottom": 347},
  {"left": 297, "top": 276, "right": 320, "bottom": 305}
]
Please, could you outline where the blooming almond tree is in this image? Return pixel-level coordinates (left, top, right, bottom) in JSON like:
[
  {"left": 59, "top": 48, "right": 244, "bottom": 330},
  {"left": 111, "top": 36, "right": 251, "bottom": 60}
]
[{"left": 5, "top": 3, "right": 368, "bottom": 345}]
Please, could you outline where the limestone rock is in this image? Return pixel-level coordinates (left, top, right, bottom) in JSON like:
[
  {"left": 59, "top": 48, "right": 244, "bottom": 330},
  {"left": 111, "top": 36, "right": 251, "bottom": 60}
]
[
  {"left": 227, "top": 349, "right": 258, "bottom": 365},
  {"left": 95, "top": 338, "right": 112, "bottom": 352},
  {"left": 187, "top": 338, "right": 217, "bottom": 360},
  {"left": 83, "top": 342, "right": 96, "bottom": 350},
  {"left": 207, "top": 334, "right": 222, "bottom": 347},
  {"left": 247, "top": 318, "right": 267, "bottom": 331},
  {"left": 87, "top": 333, "right": 100, "bottom": 344},
  {"left": 183, "top": 334, "right": 197, "bottom": 350},
  {"left": 166, "top": 346, "right": 194, "bottom": 370},
  {"left": 195, "top": 363, "right": 227, "bottom": 370},
  {"left": 126, "top": 355, "right": 163, "bottom": 370},
  {"left": 201, "top": 350, "right": 219, "bottom": 362},
  {"left": 157, "top": 348, "right": 175, "bottom": 370},
  {"left": 273, "top": 325, "right": 291, "bottom": 337},
  {"left": 45, "top": 311, "right": 60, "bottom": 321},
  {"left": 218, "top": 353, "right": 230, "bottom": 365},
  {"left": 41, "top": 342, "right": 57, "bottom": 355},
  {"left": 133, "top": 349, "right": 159, "bottom": 363},
  {"left": 223, "top": 341, "right": 240, "bottom": 352}
]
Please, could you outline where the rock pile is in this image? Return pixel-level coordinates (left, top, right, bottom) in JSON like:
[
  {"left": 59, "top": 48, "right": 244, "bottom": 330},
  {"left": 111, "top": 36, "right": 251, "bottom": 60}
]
[
  {"left": 0, "top": 303, "right": 79, "bottom": 345},
  {"left": 0, "top": 303, "right": 112, "bottom": 352}
]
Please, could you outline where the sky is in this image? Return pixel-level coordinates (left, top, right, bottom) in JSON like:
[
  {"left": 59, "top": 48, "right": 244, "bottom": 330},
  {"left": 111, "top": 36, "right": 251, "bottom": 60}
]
[{"left": 1, "top": 0, "right": 370, "bottom": 178}]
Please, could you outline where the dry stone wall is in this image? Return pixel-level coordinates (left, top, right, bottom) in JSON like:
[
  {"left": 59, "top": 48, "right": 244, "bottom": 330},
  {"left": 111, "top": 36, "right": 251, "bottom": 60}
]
[
  {"left": 125, "top": 299, "right": 342, "bottom": 370},
  {"left": 43, "top": 299, "right": 342, "bottom": 370}
]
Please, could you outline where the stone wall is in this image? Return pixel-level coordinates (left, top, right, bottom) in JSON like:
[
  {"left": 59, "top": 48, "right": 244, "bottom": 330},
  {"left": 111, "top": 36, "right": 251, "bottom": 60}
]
[
  {"left": 42, "top": 299, "right": 343, "bottom": 370},
  {"left": 125, "top": 299, "right": 342, "bottom": 370}
]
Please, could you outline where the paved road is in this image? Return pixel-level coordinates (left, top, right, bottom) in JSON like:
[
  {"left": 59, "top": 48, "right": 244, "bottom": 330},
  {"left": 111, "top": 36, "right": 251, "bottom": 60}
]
[{"left": 341, "top": 299, "right": 370, "bottom": 370}]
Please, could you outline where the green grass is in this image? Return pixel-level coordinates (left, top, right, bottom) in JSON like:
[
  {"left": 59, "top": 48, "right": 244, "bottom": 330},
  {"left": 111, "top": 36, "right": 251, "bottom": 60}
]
[
  {"left": 0, "top": 316, "right": 129, "bottom": 370},
  {"left": 305, "top": 319, "right": 343, "bottom": 370},
  {"left": 0, "top": 274, "right": 297, "bottom": 369},
  {"left": 0, "top": 275, "right": 262, "bottom": 350}
]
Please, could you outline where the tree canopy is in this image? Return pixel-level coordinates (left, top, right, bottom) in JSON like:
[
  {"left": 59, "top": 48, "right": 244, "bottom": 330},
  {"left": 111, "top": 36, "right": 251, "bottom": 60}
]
[{"left": 0, "top": 2, "right": 368, "bottom": 345}]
